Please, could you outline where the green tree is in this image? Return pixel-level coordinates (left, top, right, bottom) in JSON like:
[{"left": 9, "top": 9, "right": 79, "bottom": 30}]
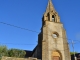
[
  {"left": 0, "top": 45, "right": 26, "bottom": 59},
  {"left": 0, "top": 45, "right": 8, "bottom": 60},
  {"left": 70, "top": 52, "right": 77, "bottom": 55},
  {"left": 8, "top": 49, "right": 26, "bottom": 58}
]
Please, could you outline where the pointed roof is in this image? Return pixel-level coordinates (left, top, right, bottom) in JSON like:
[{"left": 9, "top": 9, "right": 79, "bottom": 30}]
[{"left": 46, "top": 0, "right": 56, "bottom": 13}]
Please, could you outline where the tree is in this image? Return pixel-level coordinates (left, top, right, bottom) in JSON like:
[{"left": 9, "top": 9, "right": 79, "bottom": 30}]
[
  {"left": 0, "top": 45, "right": 26, "bottom": 59},
  {"left": 0, "top": 45, "right": 8, "bottom": 60},
  {"left": 70, "top": 52, "right": 77, "bottom": 55},
  {"left": 8, "top": 48, "right": 26, "bottom": 58}
]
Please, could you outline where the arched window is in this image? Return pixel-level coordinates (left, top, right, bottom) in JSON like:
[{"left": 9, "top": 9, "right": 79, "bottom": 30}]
[{"left": 52, "top": 15, "right": 55, "bottom": 22}]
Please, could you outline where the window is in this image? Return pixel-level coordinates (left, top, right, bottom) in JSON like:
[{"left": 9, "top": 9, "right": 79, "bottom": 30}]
[
  {"left": 52, "top": 32, "right": 59, "bottom": 38},
  {"left": 52, "top": 34, "right": 58, "bottom": 38},
  {"left": 52, "top": 15, "right": 55, "bottom": 22}
]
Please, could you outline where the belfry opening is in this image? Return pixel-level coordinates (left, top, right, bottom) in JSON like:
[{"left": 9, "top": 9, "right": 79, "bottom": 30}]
[{"left": 52, "top": 15, "right": 55, "bottom": 22}]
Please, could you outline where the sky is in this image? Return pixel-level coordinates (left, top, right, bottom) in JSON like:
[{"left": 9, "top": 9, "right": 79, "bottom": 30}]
[{"left": 0, "top": 0, "right": 80, "bottom": 52}]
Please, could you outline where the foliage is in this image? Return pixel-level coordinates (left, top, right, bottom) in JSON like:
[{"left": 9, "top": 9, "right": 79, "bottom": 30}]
[
  {"left": 0, "top": 45, "right": 26, "bottom": 59},
  {"left": 70, "top": 52, "right": 77, "bottom": 55},
  {"left": 8, "top": 49, "right": 26, "bottom": 58},
  {"left": 0, "top": 45, "right": 8, "bottom": 60}
]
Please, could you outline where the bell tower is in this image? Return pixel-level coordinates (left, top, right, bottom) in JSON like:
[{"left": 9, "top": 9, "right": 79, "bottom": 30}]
[
  {"left": 37, "top": 0, "right": 71, "bottom": 60},
  {"left": 42, "top": 0, "right": 60, "bottom": 26},
  {"left": 33, "top": 0, "right": 71, "bottom": 60}
]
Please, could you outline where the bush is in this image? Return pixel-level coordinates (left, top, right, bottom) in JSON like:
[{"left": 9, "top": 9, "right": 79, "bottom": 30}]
[
  {"left": 8, "top": 49, "right": 26, "bottom": 58},
  {"left": 0, "top": 45, "right": 8, "bottom": 60},
  {"left": 0, "top": 45, "right": 26, "bottom": 59}
]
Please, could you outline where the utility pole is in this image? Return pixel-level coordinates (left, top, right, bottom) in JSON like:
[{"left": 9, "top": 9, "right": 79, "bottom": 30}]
[{"left": 72, "top": 40, "right": 76, "bottom": 60}]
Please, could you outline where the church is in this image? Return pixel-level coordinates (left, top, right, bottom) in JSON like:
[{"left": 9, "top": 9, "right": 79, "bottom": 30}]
[
  {"left": 31, "top": 0, "right": 71, "bottom": 60},
  {"left": 1, "top": 0, "right": 71, "bottom": 60}
]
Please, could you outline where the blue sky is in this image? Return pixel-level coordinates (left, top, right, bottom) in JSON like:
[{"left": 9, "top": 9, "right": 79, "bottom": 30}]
[{"left": 0, "top": 0, "right": 80, "bottom": 52}]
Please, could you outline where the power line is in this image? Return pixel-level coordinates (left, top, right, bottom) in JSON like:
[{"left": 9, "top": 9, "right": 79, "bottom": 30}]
[
  {"left": 0, "top": 42, "right": 37, "bottom": 45},
  {"left": 0, "top": 22, "right": 72, "bottom": 40},
  {"left": 0, "top": 22, "right": 80, "bottom": 42},
  {"left": 0, "top": 41, "right": 80, "bottom": 46},
  {"left": 0, "top": 22, "right": 39, "bottom": 33},
  {"left": 0, "top": 22, "right": 79, "bottom": 54}
]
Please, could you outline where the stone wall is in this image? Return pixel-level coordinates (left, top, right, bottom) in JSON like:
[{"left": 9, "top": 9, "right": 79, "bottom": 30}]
[{"left": 1, "top": 56, "right": 40, "bottom": 60}]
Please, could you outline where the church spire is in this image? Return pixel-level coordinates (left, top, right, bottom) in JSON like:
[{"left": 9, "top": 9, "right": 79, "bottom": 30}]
[
  {"left": 46, "top": 0, "right": 56, "bottom": 13},
  {"left": 42, "top": 0, "right": 60, "bottom": 24}
]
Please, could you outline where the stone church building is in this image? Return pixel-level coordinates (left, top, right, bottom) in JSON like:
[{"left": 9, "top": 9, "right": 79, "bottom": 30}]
[
  {"left": 31, "top": 0, "right": 71, "bottom": 60},
  {"left": 2, "top": 0, "right": 71, "bottom": 60}
]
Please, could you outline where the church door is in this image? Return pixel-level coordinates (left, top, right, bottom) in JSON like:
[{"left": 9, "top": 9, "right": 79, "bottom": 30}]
[{"left": 53, "top": 56, "right": 60, "bottom": 60}]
